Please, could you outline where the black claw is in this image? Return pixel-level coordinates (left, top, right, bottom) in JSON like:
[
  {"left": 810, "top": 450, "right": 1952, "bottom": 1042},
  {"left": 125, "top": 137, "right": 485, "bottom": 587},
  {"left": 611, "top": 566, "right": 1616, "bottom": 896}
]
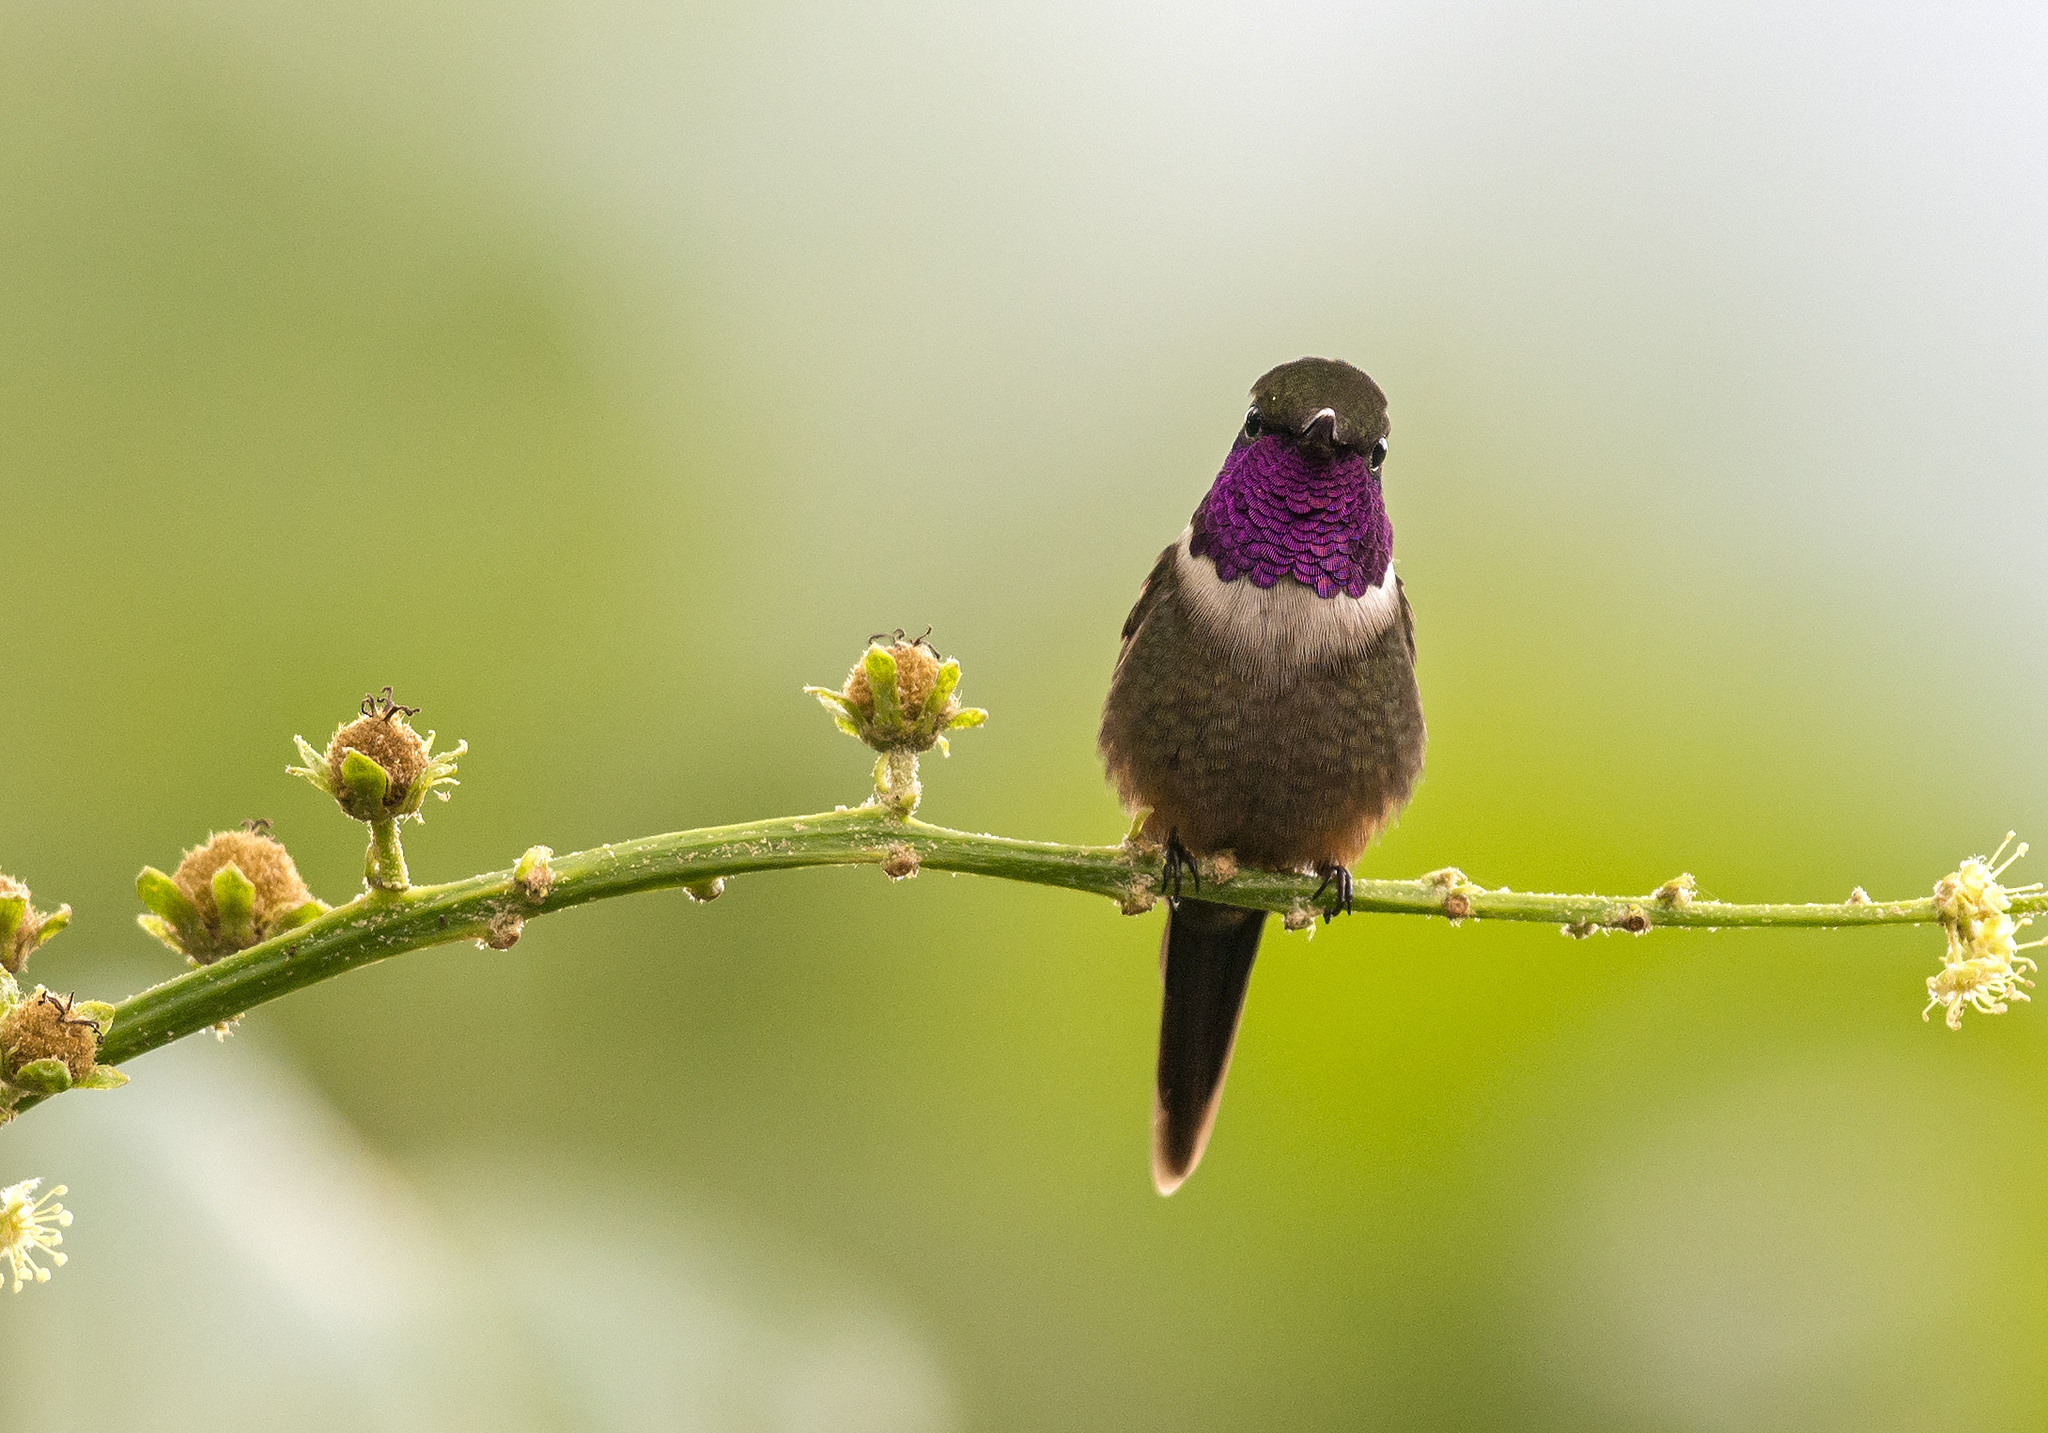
[
  {"left": 1313, "top": 864, "right": 1353, "bottom": 923},
  {"left": 1163, "top": 829, "right": 1200, "bottom": 903}
]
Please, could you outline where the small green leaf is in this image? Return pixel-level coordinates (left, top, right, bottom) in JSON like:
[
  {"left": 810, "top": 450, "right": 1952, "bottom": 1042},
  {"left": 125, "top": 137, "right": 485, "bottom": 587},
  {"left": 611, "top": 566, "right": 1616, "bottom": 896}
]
[
  {"left": 137, "top": 867, "right": 203, "bottom": 945},
  {"left": 9, "top": 1058, "right": 72, "bottom": 1094},
  {"left": 212, "top": 862, "right": 258, "bottom": 948},
  {"left": 945, "top": 707, "right": 987, "bottom": 730},
  {"left": 77, "top": 1064, "right": 129, "bottom": 1091},
  {"left": 805, "top": 686, "right": 856, "bottom": 715},
  {"left": 136, "top": 913, "right": 187, "bottom": 955},
  {"left": 863, "top": 646, "right": 902, "bottom": 725},
  {"left": 29, "top": 904, "right": 70, "bottom": 949},
  {"left": 339, "top": 748, "right": 391, "bottom": 814},
  {"left": 0, "top": 970, "right": 21, "bottom": 1009},
  {"left": 400, "top": 739, "right": 466, "bottom": 819},
  {"left": 833, "top": 716, "right": 860, "bottom": 738},
  {"left": 288, "top": 735, "right": 336, "bottom": 792},
  {"left": 75, "top": 1001, "right": 117, "bottom": 1032},
  {"left": 0, "top": 895, "right": 23, "bottom": 954},
  {"left": 926, "top": 659, "right": 961, "bottom": 714}
]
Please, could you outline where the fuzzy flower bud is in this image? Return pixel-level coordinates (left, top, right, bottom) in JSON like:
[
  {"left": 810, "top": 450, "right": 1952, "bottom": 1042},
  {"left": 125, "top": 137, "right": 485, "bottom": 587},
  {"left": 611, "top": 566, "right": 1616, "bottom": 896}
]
[
  {"left": 137, "top": 825, "right": 327, "bottom": 965},
  {"left": 807, "top": 633, "right": 988, "bottom": 816},
  {"left": 0, "top": 985, "right": 122, "bottom": 1097},
  {"left": 0, "top": 873, "right": 70, "bottom": 977},
  {"left": 1, "top": 989, "right": 101, "bottom": 1085},
  {"left": 808, "top": 634, "right": 987, "bottom": 756},
  {"left": 289, "top": 687, "right": 465, "bottom": 824},
  {"left": 1925, "top": 833, "right": 2046, "bottom": 1030}
]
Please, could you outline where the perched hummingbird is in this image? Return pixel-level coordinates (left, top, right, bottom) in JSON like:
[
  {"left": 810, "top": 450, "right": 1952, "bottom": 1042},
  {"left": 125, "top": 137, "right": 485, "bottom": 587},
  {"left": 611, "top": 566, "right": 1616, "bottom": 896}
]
[{"left": 1099, "top": 357, "right": 1425, "bottom": 1194}]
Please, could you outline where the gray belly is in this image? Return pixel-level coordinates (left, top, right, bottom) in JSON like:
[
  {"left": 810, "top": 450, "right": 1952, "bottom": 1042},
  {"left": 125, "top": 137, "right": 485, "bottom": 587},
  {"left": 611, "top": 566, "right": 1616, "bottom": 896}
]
[{"left": 1099, "top": 552, "right": 1425, "bottom": 870}]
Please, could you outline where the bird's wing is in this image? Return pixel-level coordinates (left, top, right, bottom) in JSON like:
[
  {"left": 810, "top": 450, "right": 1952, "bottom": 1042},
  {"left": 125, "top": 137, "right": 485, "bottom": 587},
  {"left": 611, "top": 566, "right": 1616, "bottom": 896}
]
[
  {"left": 1396, "top": 574, "right": 1416, "bottom": 661},
  {"left": 1120, "top": 543, "right": 1179, "bottom": 646}
]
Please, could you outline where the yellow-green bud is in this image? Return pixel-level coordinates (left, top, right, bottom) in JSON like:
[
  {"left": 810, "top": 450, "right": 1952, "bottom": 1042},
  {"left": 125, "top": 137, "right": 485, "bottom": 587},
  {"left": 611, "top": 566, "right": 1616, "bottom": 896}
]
[
  {"left": 137, "top": 827, "right": 326, "bottom": 965},
  {"left": 327, "top": 712, "right": 430, "bottom": 819},
  {"left": 809, "top": 635, "right": 987, "bottom": 757},
  {"left": 289, "top": 687, "right": 466, "bottom": 824},
  {"left": 805, "top": 634, "right": 989, "bottom": 816}
]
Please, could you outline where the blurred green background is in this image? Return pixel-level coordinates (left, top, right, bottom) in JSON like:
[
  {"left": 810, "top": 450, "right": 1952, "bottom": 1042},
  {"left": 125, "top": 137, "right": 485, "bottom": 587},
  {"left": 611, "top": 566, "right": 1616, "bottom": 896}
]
[{"left": 3, "top": 2, "right": 2046, "bottom": 1429}]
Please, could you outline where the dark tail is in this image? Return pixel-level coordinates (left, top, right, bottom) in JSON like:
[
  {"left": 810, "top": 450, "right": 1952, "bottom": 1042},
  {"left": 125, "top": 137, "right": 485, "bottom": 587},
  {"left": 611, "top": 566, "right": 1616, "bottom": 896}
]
[{"left": 1152, "top": 897, "right": 1266, "bottom": 1194}]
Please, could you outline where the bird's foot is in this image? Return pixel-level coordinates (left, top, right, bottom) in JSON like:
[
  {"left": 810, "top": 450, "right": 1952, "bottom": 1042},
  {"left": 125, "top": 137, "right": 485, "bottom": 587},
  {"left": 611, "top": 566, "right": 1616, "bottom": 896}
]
[
  {"left": 1163, "top": 830, "right": 1200, "bottom": 903},
  {"left": 1312, "top": 864, "right": 1353, "bottom": 924}
]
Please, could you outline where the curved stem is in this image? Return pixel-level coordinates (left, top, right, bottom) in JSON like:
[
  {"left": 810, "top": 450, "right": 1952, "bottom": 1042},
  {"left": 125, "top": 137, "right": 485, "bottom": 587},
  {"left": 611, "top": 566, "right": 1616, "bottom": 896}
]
[{"left": 11, "top": 803, "right": 2038, "bottom": 1120}]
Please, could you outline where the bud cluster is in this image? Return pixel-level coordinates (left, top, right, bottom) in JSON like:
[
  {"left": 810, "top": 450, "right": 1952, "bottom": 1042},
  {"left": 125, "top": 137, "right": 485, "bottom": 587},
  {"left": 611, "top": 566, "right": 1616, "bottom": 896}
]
[
  {"left": 286, "top": 687, "right": 467, "bottom": 891},
  {"left": 0, "top": 978, "right": 125, "bottom": 1107},
  {"left": 137, "top": 825, "right": 327, "bottom": 965},
  {"left": 811, "top": 635, "right": 985, "bottom": 754},
  {"left": 289, "top": 687, "right": 464, "bottom": 825},
  {"left": 807, "top": 633, "right": 986, "bottom": 815}
]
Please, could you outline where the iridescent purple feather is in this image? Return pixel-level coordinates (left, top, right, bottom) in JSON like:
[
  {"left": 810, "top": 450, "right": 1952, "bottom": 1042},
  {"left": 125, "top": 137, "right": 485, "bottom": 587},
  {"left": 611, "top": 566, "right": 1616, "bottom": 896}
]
[{"left": 1187, "top": 436, "right": 1391, "bottom": 598}]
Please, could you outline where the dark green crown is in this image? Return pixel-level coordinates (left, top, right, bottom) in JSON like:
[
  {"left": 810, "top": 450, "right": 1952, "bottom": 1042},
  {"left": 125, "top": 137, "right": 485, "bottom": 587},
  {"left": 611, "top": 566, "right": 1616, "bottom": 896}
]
[{"left": 1248, "top": 357, "right": 1388, "bottom": 453}]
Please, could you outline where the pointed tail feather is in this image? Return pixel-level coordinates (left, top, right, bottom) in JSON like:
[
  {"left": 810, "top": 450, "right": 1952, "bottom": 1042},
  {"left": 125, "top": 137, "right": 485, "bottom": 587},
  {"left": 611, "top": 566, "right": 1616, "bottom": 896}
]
[{"left": 1152, "top": 898, "right": 1266, "bottom": 1194}]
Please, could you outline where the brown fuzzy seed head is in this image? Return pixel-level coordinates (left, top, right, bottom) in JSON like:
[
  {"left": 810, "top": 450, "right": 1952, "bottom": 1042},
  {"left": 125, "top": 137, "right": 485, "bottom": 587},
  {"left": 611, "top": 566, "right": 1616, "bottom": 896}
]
[
  {"left": 2, "top": 991, "right": 99, "bottom": 1083},
  {"left": 173, "top": 830, "right": 312, "bottom": 940},
  {"left": 844, "top": 641, "right": 948, "bottom": 721},
  {"left": 326, "top": 713, "right": 430, "bottom": 815}
]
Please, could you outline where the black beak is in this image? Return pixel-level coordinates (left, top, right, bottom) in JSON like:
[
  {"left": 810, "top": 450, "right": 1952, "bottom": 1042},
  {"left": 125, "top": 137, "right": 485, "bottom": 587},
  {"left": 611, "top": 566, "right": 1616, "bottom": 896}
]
[{"left": 1300, "top": 408, "right": 1339, "bottom": 454}]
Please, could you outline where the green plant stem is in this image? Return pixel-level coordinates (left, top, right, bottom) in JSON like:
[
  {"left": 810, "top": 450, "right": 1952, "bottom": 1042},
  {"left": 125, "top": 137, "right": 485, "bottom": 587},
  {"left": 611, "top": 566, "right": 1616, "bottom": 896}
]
[
  {"left": 12, "top": 803, "right": 2040, "bottom": 1120},
  {"left": 365, "top": 818, "right": 410, "bottom": 890}
]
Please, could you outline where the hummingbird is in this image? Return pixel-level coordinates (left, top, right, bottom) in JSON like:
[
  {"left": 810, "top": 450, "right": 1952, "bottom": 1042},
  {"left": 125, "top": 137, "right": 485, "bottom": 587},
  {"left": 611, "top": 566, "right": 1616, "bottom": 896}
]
[{"left": 1099, "top": 357, "right": 1426, "bottom": 1193}]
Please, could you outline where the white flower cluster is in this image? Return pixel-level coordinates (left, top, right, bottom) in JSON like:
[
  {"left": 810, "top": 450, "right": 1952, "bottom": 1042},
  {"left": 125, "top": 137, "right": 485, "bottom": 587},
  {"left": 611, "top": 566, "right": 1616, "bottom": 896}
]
[
  {"left": 1924, "top": 833, "right": 2046, "bottom": 1031},
  {"left": 1, "top": 1177, "right": 71, "bottom": 1292}
]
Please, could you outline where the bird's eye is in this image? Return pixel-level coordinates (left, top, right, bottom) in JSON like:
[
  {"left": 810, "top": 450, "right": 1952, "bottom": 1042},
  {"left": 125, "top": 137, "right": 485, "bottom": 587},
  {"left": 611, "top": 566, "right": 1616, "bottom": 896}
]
[
  {"left": 1370, "top": 438, "right": 1388, "bottom": 471},
  {"left": 1243, "top": 410, "right": 1263, "bottom": 439}
]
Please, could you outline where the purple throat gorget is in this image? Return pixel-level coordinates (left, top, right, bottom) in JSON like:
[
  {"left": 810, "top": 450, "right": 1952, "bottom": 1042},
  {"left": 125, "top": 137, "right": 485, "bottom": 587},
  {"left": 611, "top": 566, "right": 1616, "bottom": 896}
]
[{"left": 1187, "top": 435, "right": 1392, "bottom": 598}]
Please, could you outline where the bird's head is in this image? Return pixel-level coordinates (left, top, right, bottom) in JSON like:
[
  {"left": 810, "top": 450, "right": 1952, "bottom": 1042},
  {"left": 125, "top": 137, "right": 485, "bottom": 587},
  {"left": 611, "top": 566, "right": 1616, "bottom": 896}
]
[{"left": 1239, "top": 357, "right": 1390, "bottom": 471}]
